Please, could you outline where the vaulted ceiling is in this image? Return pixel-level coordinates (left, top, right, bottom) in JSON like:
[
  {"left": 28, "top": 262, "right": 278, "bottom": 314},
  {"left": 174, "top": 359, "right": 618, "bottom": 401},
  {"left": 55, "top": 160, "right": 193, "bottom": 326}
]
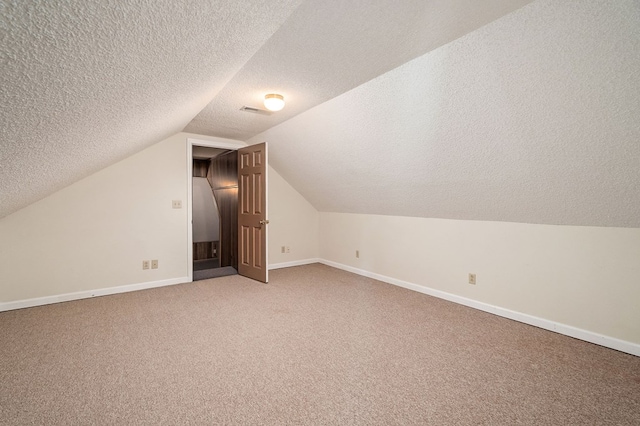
[
  {"left": 183, "top": 0, "right": 533, "bottom": 140},
  {"left": 2, "top": 0, "right": 639, "bottom": 227},
  {"left": 1, "top": 0, "right": 531, "bottom": 219},
  {"left": 251, "top": 0, "right": 640, "bottom": 227},
  {"left": 1, "top": 0, "right": 303, "bottom": 218}
]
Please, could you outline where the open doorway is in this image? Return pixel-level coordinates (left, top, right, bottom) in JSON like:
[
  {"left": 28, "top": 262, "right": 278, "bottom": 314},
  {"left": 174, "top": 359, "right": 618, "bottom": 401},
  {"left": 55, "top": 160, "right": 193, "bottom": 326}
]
[
  {"left": 187, "top": 138, "right": 269, "bottom": 283},
  {"left": 191, "top": 146, "right": 238, "bottom": 280}
]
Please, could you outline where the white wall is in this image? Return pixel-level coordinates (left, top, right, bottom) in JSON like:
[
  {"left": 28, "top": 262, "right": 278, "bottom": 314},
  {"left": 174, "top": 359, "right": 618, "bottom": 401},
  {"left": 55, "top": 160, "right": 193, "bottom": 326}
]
[
  {"left": 320, "top": 213, "right": 640, "bottom": 348},
  {"left": 0, "top": 132, "right": 190, "bottom": 303},
  {"left": 0, "top": 132, "right": 319, "bottom": 306},
  {"left": 268, "top": 166, "right": 319, "bottom": 266}
]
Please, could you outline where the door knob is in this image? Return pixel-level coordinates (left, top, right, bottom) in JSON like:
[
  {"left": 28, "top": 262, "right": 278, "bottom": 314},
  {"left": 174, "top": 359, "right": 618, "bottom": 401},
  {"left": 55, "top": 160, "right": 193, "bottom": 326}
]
[{"left": 259, "top": 219, "right": 270, "bottom": 225}]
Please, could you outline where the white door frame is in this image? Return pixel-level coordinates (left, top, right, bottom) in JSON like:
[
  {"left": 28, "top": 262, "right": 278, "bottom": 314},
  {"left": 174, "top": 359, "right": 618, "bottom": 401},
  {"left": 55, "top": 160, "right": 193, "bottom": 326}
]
[{"left": 186, "top": 137, "right": 246, "bottom": 282}]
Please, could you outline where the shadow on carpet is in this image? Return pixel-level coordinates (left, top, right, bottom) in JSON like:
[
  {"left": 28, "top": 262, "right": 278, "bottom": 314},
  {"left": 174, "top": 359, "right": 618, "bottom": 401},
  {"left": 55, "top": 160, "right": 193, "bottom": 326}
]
[{"left": 193, "top": 266, "right": 237, "bottom": 281}]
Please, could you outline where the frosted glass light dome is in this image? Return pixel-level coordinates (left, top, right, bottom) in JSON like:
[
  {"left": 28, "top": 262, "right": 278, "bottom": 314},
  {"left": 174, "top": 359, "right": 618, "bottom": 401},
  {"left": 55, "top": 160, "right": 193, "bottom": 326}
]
[{"left": 264, "top": 94, "right": 285, "bottom": 111}]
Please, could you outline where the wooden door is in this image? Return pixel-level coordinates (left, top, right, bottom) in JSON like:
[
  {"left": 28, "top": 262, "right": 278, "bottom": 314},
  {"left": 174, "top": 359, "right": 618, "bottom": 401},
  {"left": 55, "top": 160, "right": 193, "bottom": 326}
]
[{"left": 238, "top": 143, "right": 268, "bottom": 283}]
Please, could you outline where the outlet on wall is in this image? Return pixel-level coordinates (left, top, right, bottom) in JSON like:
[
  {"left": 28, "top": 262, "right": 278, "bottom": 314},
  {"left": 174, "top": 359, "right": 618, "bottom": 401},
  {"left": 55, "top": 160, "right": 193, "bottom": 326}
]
[
  {"left": 286, "top": 246, "right": 290, "bottom": 253},
  {"left": 469, "top": 273, "right": 476, "bottom": 285},
  {"left": 356, "top": 250, "right": 360, "bottom": 258},
  {"left": 151, "top": 260, "right": 158, "bottom": 269},
  {"left": 142, "top": 260, "right": 150, "bottom": 270}
]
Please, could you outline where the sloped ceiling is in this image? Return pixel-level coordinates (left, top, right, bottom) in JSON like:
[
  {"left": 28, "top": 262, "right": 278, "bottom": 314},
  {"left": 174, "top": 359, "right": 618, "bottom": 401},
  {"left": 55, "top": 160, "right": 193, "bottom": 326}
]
[
  {"left": 250, "top": 0, "right": 640, "bottom": 227},
  {"left": 3, "top": 1, "right": 638, "bottom": 228},
  {"left": 184, "top": 0, "right": 534, "bottom": 140},
  {"left": 1, "top": 0, "right": 532, "bottom": 219},
  {"left": 0, "top": 0, "right": 303, "bottom": 218}
]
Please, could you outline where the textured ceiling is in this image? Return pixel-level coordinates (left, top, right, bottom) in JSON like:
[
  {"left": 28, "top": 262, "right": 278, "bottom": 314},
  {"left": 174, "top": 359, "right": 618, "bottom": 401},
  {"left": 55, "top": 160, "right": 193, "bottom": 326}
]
[
  {"left": 250, "top": 0, "right": 640, "bottom": 227},
  {"left": 4, "top": 0, "right": 637, "bottom": 228},
  {"left": 0, "top": 0, "right": 302, "bottom": 218},
  {"left": 0, "top": 0, "right": 533, "bottom": 220},
  {"left": 184, "top": 0, "right": 533, "bottom": 140}
]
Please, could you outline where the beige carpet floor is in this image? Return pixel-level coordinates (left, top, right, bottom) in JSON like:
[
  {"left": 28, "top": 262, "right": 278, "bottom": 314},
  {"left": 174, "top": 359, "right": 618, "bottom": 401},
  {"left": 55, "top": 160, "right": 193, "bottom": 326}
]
[{"left": 1, "top": 263, "right": 639, "bottom": 425}]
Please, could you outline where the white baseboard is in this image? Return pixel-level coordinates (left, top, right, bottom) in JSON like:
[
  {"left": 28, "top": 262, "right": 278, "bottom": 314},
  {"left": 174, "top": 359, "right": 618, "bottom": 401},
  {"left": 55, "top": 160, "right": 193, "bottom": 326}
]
[
  {"left": 1, "top": 260, "right": 318, "bottom": 311},
  {"left": 269, "top": 258, "right": 321, "bottom": 270},
  {"left": 4, "top": 260, "right": 638, "bottom": 357},
  {"left": 0, "top": 276, "right": 190, "bottom": 312},
  {"left": 319, "top": 259, "right": 640, "bottom": 357}
]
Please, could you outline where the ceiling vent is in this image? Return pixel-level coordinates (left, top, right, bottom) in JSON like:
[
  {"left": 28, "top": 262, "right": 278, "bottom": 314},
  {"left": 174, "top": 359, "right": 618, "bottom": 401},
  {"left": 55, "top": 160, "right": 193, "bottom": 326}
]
[{"left": 240, "top": 106, "right": 273, "bottom": 116}]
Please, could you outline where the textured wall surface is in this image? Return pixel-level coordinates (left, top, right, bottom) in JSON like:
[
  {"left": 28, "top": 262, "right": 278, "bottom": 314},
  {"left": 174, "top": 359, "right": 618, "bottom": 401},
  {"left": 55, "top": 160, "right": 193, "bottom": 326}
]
[
  {"left": 251, "top": 0, "right": 640, "bottom": 227},
  {"left": 0, "top": 0, "right": 302, "bottom": 218}
]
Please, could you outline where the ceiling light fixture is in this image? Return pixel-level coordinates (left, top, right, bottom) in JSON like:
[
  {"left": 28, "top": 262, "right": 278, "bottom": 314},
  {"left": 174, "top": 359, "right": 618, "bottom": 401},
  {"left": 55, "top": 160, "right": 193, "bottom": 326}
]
[{"left": 264, "top": 94, "right": 285, "bottom": 111}]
